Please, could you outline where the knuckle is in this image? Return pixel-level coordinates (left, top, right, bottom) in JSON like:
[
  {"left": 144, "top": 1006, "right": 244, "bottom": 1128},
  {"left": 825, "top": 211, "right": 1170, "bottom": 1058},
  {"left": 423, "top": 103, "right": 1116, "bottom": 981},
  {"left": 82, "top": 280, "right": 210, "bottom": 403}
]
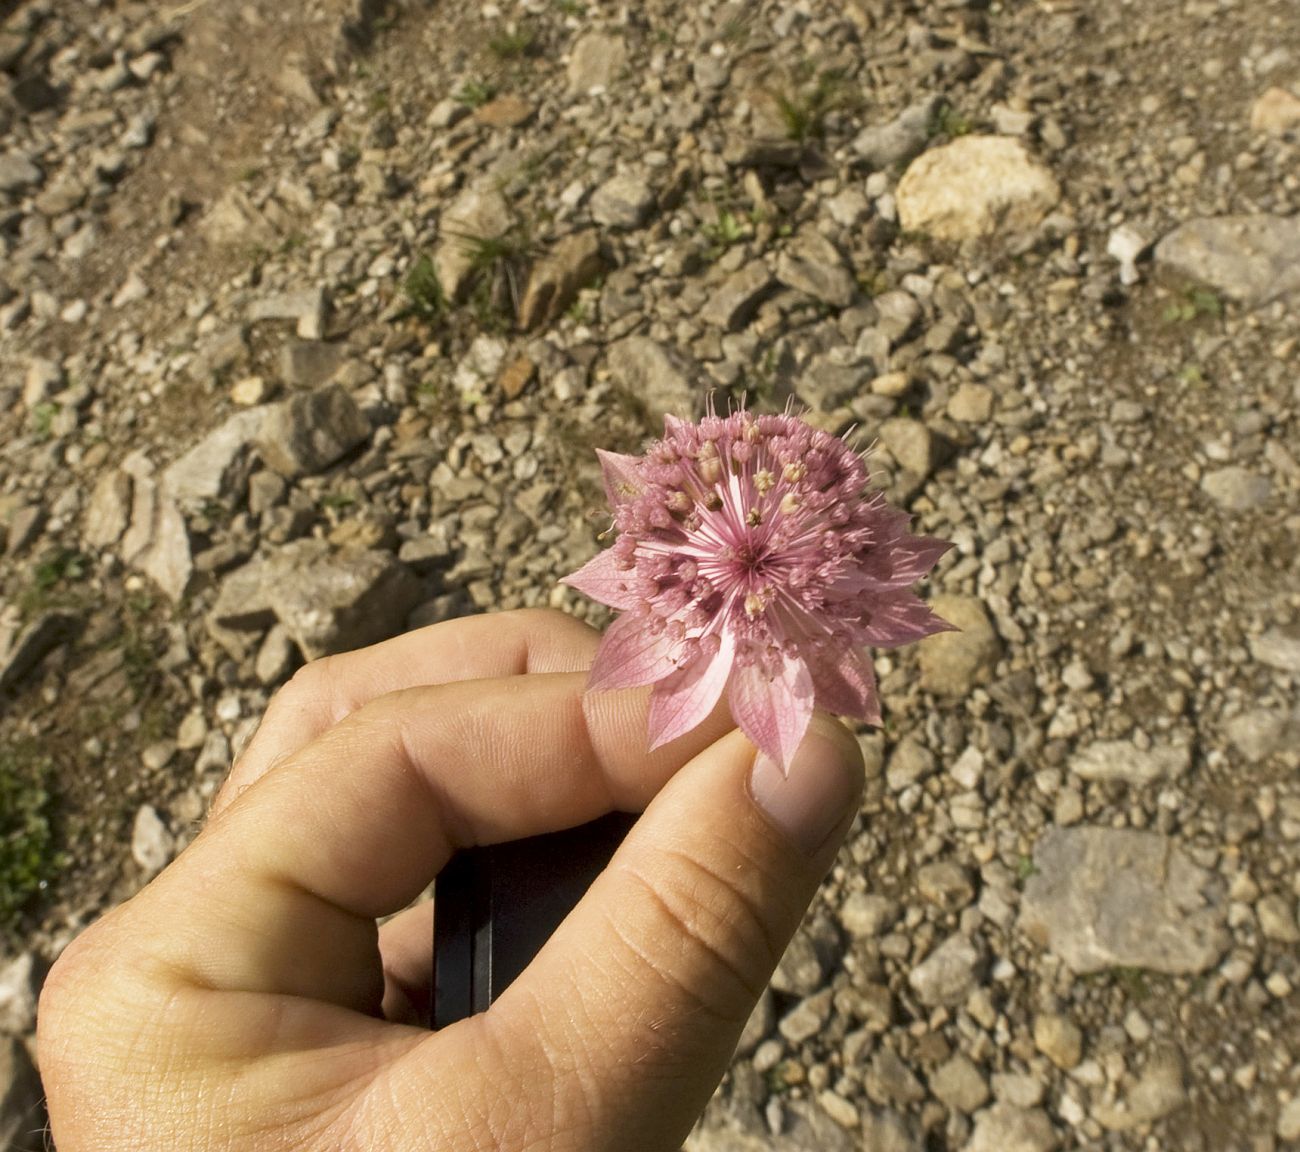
[{"left": 620, "top": 848, "right": 778, "bottom": 1022}]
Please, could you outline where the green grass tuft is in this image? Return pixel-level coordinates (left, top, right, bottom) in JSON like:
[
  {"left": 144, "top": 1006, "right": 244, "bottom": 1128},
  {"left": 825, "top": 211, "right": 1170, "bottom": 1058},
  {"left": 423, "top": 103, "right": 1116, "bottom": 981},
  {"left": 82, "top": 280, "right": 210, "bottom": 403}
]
[{"left": 0, "top": 747, "right": 64, "bottom": 937}]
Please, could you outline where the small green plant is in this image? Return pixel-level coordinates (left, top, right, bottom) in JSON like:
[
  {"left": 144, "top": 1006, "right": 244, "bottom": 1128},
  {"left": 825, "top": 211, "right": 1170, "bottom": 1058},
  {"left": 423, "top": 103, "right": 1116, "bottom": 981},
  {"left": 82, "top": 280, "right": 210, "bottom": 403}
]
[
  {"left": 19, "top": 548, "right": 87, "bottom": 615},
  {"left": 319, "top": 491, "right": 358, "bottom": 511},
  {"left": 1162, "top": 286, "right": 1223, "bottom": 324},
  {"left": 401, "top": 254, "right": 447, "bottom": 323},
  {"left": 720, "top": 14, "right": 753, "bottom": 45},
  {"left": 929, "top": 101, "right": 975, "bottom": 139},
  {"left": 702, "top": 202, "right": 747, "bottom": 259},
  {"left": 555, "top": 0, "right": 584, "bottom": 14},
  {"left": 368, "top": 88, "right": 391, "bottom": 114},
  {"left": 455, "top": 223, "right": 536, "bottom": 326},
  {"left": 771, "top": 69, "right": 848, "bottom": 143},
  {"left": 29, "top": 402, "right": 59, "bottom": 442},
  {"left": 1016, "top": 854, "right": 1039, "bottom": 882},
  {"left": 455, "top": 78, "right": 498, "bottom": 108},
  {"left": 1111, "top": 966, "right": 1151, "bottom": 1001},
  {"left": 0, "top": 746, "right": 64, "bottom": 937},
  {"left": 488, "top": 24, "right": 537, "bottom": 60}
]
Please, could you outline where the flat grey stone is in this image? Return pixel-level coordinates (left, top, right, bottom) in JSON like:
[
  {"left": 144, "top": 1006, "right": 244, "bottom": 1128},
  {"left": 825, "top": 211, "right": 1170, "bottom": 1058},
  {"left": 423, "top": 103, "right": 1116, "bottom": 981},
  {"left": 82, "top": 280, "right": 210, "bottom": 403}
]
[
  {"left": 0, "top": 152, "right": 42, "bottom": 193},
  {"left": 908, "top": 933, "right": 984, "bottom": 1007},
  {"left": 919, "top": 596, "right": 1001, "bottom": 697},
  {"left": 0, "top": 953, "right": 39, "bottom": 1036},
  {"left": 590, "top": 172, "right": 655, "bottom": 229},
  {"left": 567, "top": 32, "right": 627, "bottom": 92},
  {"left": 606, "top": 335, "right": 699, "bottom": 422},
  {"left": 213, "top": 540, "right": 422, "bottom": 661},
  {"left": 1155, "top": 214, "right": 1300, "bottom": 304},
  {"left": 434, "top": 182, "right": 513, "bottom": 301},
  {"left": 852, "top": 96, "right": 940, "bottom": 169},
  {"left": 256, "top": 384, "right": 370, "bottom": 478},
  {"left": 1250, "top": 628, "right": 1300, "bottom": 674},
  {"left": 1069, "top": 739, "right": 1191, "bottom": 786},
  {"left": 1201, "top": 466, "right": 1272, "bottom": 511},
  {"left": 131, "top": 804, "right": 175, "bottom": 879},
  {"left": 248, "top": 287, "right": 328, "bottom": 340},
  {"left": 775, "top": 228, "right": 856, "bottom": 308},
  {"left": 120, "top": 457, "right": 193, "bottom": 602},
  {"left": 1020, "top": 827, "right": 1228, "bottom": 974},
  {"left": 964, "top": 1104, "right": 1057, "bottom": 1152},
  {"left": 701, "top": 261, "right": 776, "bottom": 330},
  {"left": 164, "top": 407, "right": 269, "bottom": 506}
]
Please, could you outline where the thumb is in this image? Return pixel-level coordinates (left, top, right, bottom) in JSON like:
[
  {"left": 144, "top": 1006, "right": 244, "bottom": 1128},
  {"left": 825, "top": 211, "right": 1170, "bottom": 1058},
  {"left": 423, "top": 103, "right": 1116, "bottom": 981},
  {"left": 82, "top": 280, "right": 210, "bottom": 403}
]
[{"left": 504, "top": 714, "right": 865, "bottom": 1152}]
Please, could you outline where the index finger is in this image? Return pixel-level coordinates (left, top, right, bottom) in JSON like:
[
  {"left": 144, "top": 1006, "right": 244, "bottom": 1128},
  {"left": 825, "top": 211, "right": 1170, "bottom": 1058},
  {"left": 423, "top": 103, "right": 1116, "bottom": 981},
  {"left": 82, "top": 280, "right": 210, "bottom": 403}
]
[
  {"left": 212, "top": 608, "right": 599, "bottom": 817},
  {"left": 145, "top": 671, "right": 735, "bottom": 1010}
]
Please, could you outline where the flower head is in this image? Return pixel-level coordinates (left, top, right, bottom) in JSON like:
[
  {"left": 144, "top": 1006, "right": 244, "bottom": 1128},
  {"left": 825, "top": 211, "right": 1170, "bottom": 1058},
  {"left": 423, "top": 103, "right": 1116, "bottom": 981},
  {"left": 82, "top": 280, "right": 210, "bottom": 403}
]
[{"left": 563, "top": 409, "right": 953, "bottom": 771}]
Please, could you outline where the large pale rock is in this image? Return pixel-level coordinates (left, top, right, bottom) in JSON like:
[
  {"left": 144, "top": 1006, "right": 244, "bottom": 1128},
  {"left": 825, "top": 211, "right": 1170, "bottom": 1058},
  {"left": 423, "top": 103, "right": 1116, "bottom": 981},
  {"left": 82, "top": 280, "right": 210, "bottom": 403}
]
[
  {"left": 775, "top": 229, "right": 856, "bottom": 308},
  {"left": 434, "top": 182, "right": 513, "bottom": 301},
  {"left": 964, "top": 1104, "right": 1057, "bottom": 1152},
  {"left": 687, "top": 1101, "right": 854, "bottom": 1152},
  {"left": 606, "top": 335, "right": 699, "bottom": 423},
  {"left": 1201, "top": 465, "right": 1272, "bottom": 510},
  {"left": 202, "top": 187, "right": 278, "bottom": 248},
  {"left": 164, "top": 407, "right": 270, "bottom": 506},
  {"left": 518, "top": 230, "right": 606, "bottom": 330},
  {"left": 918, "top": 595, "right": 1001, "bottom": 696},
  {"left": 1020, "top": 827, "right": 1228, "bottom": 975},
  {"left": 1092, "top": 1047, "right": 1187, "bottom": 1131},
  {"left": 568, "top": 32, "right": 627, "bottom": 92},
  {"left": 1250, "top": 86, "right": 1300, "bottom": 136},
  {"left": 1069, "top": 739, "right": 1190, "bottom": 786},
  {"left": 131, "top": 804, "right": 175, "bottom": 879},
  {"left": 590, "top": 172, "right": 655, "bottom": 229},
  {"left": 212, "top": 540, "right": 423, "bottom": 660},
  {"left": 248, "top": 287, "right": 328, "bottom": 341},
  {"left": 83, "top": 470, "right": 133, "bottom": 549},
  {"left": 119, "top": 453, "right": 192, "bottom": 603},
  {"left": 908, "top": 933, "right": 984, "bottom": 1007},
  {"left": 701, "top": 261, "right": 776, "bottom": 330},
  {"left": 256, "top": 385, "right": 370, "bottom": 478},
  {"left": 0, "top": 953, "right": 39, "bottom": 1036},
  {"left": 897, "top": 136, "right": 1061, "bottom": 241},
  {"left": 1154, "top": 215, "right": 1300, "bottom": 305},
  {"left": 0, "top": 152, "right": 42, "bottom": 193}
]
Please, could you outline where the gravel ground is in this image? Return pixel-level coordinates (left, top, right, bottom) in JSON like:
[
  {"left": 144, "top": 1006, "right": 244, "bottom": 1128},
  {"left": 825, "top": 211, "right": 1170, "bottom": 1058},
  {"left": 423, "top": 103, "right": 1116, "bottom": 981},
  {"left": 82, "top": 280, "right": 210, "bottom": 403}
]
[{"left": 1, "top": 0, "right": 1298, "bottom": 1148}]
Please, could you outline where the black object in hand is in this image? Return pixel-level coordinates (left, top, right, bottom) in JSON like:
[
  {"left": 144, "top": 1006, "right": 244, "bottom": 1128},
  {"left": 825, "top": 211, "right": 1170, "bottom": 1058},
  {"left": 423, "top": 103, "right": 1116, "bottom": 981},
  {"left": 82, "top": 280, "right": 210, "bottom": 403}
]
[{"left": 431, "top": 812, "right": 638, "bottom": 1029}]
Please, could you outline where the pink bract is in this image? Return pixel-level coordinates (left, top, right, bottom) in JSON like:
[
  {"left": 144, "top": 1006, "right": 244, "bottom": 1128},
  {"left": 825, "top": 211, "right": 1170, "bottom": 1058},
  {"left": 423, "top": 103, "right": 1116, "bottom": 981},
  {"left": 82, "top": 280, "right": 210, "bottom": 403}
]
[{"left": 562, "top": 410, "right": 953, "bottom": 771}]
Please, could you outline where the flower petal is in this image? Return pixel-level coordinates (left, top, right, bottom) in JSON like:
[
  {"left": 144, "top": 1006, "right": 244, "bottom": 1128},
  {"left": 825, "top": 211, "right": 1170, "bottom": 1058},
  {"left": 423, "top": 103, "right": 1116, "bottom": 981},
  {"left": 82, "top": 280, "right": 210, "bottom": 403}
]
[
  {"left": 810, "top": 649, "right": 881, "bottom": 726},
  {"left": 647, "top": 631, "right": 736, "bottom": 750},
  {"left": 596, "top": 449, "right": 645, "bottom": 507},
  {"left": 883, "top": 535, "right": 952, "bottom": 586},
  {"left": 561, "top": 549, "right": 641, "bottom": 610},
  {"left": 729, "top": 653, "right": 815, "bottom": 773},
  {"left": 587, "top": 612, "right": 683, "bottom": 691},
  {"left": 862, "top": 593, "right": 956, "bottom": 648}
]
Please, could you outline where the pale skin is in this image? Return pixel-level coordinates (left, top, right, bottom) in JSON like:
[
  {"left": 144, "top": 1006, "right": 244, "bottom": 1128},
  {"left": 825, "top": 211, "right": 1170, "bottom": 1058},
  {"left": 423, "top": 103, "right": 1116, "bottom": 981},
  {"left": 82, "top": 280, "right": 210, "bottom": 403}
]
[{"left": 37, "top": 609, "right": 864, "bottom": 1151}]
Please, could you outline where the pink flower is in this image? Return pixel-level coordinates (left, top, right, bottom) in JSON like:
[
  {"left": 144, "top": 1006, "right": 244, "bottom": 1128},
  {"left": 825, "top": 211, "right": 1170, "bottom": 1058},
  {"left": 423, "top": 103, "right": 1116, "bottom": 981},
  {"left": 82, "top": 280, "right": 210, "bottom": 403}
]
[{"left": 563, "top": 410, "right": 953, "bottom": 771}]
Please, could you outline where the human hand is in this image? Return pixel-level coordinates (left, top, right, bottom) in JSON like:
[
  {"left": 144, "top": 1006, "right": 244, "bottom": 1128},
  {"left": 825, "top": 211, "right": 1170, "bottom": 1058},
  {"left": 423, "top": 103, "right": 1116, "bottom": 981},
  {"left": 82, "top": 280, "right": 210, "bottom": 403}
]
[{"left": 38, "top": 609, "right": 864, "bottom": 1151}]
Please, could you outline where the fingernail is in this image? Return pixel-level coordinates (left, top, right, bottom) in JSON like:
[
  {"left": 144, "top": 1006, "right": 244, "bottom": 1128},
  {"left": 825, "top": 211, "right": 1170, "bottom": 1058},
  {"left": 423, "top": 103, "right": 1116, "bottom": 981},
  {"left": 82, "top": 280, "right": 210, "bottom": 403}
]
[{"left": 748, "top": 722, "right": 864, "bottom": 858}]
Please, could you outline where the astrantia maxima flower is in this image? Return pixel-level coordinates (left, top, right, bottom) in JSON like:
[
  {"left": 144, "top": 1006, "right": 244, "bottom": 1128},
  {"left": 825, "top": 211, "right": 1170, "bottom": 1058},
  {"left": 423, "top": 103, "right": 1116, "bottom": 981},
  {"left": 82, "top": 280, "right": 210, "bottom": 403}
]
[{"left": 563, "top": 410, "right": 953, "bottom": 771}]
